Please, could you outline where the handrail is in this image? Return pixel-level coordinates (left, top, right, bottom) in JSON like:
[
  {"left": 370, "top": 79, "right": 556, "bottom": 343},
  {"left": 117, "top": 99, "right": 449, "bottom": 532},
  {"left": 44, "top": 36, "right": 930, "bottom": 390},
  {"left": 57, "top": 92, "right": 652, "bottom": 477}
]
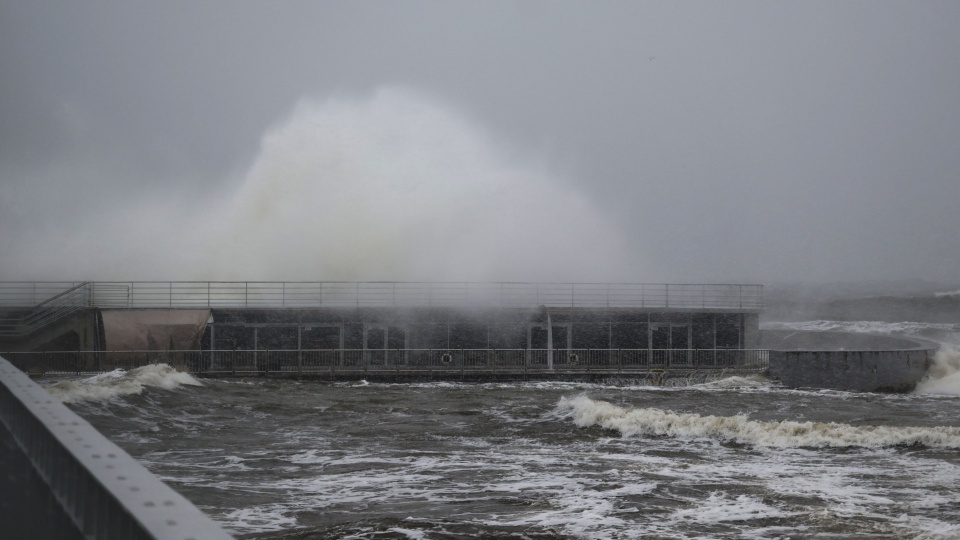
[
  {"left": 0, "top": 282, "right": 92, "bottom": 338},
  {"left": 28, "top": 281, "right": 92, "bottom": 310},
  {"left": 0, "top": 281, "right": 764, "bottom": 310},
  {"left": 0, "top": 356, "right": 233, "bottom": 539}
]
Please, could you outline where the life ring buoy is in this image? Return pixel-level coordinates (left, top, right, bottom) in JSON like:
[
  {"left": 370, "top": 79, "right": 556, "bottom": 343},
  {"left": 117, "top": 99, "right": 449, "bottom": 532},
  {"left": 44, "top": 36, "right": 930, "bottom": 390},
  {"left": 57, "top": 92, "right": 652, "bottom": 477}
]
[
  {"left": 440, "top": 353, "right": 453, "bottom": 365},
  {"left": 568, "top": 353, "right": 579, "bottom": 364}
]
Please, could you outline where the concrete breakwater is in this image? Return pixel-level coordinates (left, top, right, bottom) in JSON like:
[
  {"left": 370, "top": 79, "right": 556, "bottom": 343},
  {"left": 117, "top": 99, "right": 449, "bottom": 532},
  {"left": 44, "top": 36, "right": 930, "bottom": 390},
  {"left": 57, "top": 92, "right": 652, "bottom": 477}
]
[
  {"left": 768, "top": 349, "right": 932, "bottom": 392},
  {"left": 762, "top": 329, "right": 937, "bottom": 392}
]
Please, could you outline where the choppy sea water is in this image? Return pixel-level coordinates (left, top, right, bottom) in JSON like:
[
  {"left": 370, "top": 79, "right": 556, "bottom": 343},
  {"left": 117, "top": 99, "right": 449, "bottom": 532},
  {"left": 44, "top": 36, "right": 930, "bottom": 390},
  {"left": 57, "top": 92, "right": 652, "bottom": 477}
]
[{"left": 45, "top": 321, "right": 960, "bottom": 539}]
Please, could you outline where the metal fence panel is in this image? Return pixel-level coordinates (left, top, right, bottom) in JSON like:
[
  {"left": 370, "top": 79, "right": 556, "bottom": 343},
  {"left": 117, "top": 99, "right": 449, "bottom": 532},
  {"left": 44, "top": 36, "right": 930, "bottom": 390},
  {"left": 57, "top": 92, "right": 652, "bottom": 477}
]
[{"left": 2, "top": 349, "right": 772, "bottom": 377}]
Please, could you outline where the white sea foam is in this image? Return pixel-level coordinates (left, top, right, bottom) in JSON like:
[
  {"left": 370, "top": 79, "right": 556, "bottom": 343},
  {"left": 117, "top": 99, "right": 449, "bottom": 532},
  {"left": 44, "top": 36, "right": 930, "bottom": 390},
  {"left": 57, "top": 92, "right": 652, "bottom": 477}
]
[
  {"left": 670, "top": 491, "right": 799, "bottom": 523},
  {"left": 694, "top": 375, "right": 771, "bottom": 389},
  {"left": 45, "top": 363, "right": 201, "bottom": 403},
  {"left": 557, "top": 395, "right": 960, "bottom": 448},
  {"left": 386, "top": 527, "right": 429, "bottom": 540},
  {"left": 220, "top": 505, "right": 297, "bottom": 534}
]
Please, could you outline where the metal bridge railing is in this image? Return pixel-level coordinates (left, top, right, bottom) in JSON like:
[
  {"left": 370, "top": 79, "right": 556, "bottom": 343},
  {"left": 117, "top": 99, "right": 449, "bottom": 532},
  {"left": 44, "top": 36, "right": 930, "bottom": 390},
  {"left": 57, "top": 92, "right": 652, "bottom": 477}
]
[
  {"left": 0, "top": 356, "right": 233, "bottom": 539},
  {"left": 0, "top": 281, "right": 764, "bottom": 311},
  {"left": 2, "top": 348, "right": 770, "bottom": 376}
]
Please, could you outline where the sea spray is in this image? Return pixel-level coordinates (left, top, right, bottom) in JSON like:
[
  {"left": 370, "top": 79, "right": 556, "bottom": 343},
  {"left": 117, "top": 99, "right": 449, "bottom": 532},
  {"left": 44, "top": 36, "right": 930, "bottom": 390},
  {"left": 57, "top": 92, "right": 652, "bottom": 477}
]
[
  {"left": 556, "top": 395, "right": 960, "bottom": 448},
  {"left": 0, "top": 87, "right": 637, "bottom": 282},
  {"left": 205, "top": 87, "right": 635, "bottom": 282},
  {"left": 915, "top": 348, "right": 960, "bottom": 396},
  {"left": 46, "top": 363, "right": 202, "bottom": 403}
]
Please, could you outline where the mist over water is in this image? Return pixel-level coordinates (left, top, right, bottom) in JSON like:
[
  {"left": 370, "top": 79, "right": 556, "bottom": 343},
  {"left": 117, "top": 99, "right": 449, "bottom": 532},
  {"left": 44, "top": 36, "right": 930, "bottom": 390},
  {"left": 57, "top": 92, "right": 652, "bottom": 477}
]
[{"left": 2, "top": 87, "right": 636, "bottom": 282}]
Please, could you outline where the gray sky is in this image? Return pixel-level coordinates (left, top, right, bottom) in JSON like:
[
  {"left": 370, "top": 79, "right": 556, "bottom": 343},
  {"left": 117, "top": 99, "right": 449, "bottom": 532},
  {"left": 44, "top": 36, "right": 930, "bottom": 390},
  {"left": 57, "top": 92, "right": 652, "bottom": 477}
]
[{"left": 2, "top": 1, "right": 958, "bottom": 285}]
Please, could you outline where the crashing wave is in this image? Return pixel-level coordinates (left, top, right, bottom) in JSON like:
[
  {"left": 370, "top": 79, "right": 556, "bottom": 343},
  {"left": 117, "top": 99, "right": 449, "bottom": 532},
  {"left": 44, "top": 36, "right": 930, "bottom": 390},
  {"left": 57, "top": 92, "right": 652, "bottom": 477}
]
[
  {"left": 934, "top": 289, "right": 960, "bottom": 298},
  {"left": 45, "top": 363, "right": 202, "bottom": 404},
  {"left": 556, "top": 395, "right": 960, "bottom": 448},
  {"left": 763, "top": 320, "right": 959, "bottom": 336},
  {"left": 915, "top": 348, "right": 960, "bottom": 396}
]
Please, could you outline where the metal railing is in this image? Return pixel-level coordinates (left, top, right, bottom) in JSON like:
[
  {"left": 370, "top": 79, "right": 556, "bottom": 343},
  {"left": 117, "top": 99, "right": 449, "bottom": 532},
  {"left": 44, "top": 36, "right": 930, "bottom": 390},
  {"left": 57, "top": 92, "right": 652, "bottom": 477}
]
[
  {"left": 0, "top": 282, "right": 92, "bottom": 338},
  {"left": 0, "top": 281, "right": 763, "bottom": 310},
  {"left": 0, "top": 356, "right": 233, "bottom": 539},
  {"left": 2, "top": 348, "right": 770, "bottom": 376}
]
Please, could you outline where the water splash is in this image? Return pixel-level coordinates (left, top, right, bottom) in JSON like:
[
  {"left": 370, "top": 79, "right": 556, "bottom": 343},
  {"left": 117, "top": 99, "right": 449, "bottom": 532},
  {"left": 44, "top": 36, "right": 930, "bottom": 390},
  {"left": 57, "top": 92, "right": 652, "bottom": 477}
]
[
  {"left": 1, "top": 87, "right": 637, "bottom": 282},
  {"left": 915, "top": 348, "right": 960, "bottom": 396},
  {"left": 45, "top": 363, "right": 201, "bottom": 403},
  {"left": 204, "top": 87, "right": 635, "bottom": 281}
]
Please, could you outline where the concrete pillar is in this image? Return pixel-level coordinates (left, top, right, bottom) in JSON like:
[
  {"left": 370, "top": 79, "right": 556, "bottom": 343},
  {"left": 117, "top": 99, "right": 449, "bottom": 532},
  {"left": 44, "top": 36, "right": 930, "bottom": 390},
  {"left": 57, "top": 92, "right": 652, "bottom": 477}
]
[{"left": 743, "top": 313, "right": 760, "bottom": 349}]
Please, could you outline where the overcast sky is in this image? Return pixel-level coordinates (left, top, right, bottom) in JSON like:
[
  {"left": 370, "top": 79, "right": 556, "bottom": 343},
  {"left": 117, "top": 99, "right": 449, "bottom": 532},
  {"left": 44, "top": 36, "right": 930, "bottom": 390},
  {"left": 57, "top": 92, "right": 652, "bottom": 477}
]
[{"left": 2, "top": 1, "right": 958, "bottom": 286}]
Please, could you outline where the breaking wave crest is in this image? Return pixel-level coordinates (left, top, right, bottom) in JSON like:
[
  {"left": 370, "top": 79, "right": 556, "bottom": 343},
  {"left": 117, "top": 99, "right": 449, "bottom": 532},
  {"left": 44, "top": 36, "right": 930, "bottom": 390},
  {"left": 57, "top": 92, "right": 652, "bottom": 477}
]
[
  {"left": 934, "top": 289, "right": 960, "bottom": 298},
  {"left": 46, "top": 364, "right": 202, "bottom": 403},
  {"left": 557, "top": 395, "right": 960, "bottom": 448}
]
